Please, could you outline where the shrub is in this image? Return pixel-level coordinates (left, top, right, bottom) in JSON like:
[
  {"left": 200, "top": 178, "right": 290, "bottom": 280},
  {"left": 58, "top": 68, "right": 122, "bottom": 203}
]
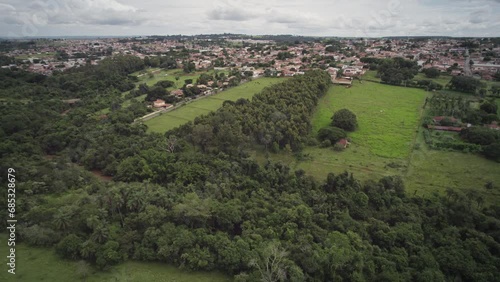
[
  {"left": 318, "top": 126, "right": 347, "bottom": 143},
  {"left": 306, "top": 137, "right": 319, "bottom": 146},
  {"left": 19, "top": 225, "right": 60, "bottom": 246},
  {"left": 320, "top": 139, "right": 332, "bottom": 148},
  {"left": 460, "top": 127, "right": 500, "bottom": 145},
  {"left": 481, "top": 113, "right": 498, "bottom": 124},
  {"left": 480, "top": 101, "right": 498, "bottom": 114},
  {"left": 333, "top": 143, "right": 345, "bottom": 151},
  {"left": 433, "top": 141, "right": 482, "bottom": 153},
  {"left": 423, "top": 130, "right": 433, "bottom": 145},
  {"left": 154, "top": 80, "right": 175, "bottom": 88},
  {"left": 270, "top": 142, "right": 279, "bottom": 153},
  {"left": 483, "top": 142, "right": 500, "bottom": 162},
  {"left": 422, "top": 117, "right": 433, "bottom": 127},
  {"left": 56, "top": 234, "right": 84, "bottom": 259}
]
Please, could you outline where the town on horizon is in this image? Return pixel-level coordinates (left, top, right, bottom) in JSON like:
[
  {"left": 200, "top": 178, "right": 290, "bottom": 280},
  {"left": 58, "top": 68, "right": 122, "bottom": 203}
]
[{"left": 2, "top": 35, "right": 499, "bottom": 81}]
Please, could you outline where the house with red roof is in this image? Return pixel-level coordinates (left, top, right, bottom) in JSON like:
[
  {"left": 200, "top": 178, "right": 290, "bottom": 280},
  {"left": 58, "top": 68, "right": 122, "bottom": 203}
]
[
  {"left": 153, "top": 99, "right": 166, "bottom": 108},
  {"left": 336, "top": 138, "right": 351, "bottom": 149}
]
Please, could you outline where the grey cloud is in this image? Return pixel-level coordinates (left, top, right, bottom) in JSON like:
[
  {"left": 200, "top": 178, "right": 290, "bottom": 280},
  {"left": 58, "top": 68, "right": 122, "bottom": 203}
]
[
  {"left": 265, "top": 9, "right": 316, "bottom": 25},
  {"left": 469, "top": 10, "right": 490, "bottom": 23},
  {"left": 1, "top": 0, "right": 500, "bottom": 38},
  {"left": 207, "top": 4, "right": 256, "bottom": 21},
  {"left": 0, "top": 0, "right": 146, "bottom": 26}
]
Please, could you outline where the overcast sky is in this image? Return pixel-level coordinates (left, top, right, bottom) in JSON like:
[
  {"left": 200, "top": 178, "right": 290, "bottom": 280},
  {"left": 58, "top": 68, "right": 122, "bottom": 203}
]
[{"left": 1, "top": 0, "right": 499, "bottom": 38}]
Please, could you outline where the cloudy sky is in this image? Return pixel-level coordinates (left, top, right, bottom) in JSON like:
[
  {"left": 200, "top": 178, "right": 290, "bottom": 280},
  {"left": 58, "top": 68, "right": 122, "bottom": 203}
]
[{"left": 1, "top": 0, "right": 499, "bottom": 37}]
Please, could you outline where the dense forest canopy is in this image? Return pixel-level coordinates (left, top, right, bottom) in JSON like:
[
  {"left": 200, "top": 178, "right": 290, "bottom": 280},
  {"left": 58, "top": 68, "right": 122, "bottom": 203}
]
[{"left": 0, "top": 57, "right": 499, "bottom": 281}]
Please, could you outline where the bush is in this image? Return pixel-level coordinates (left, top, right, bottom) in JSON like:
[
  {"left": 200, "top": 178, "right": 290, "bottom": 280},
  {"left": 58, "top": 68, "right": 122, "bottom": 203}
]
[
  {"left": 56, "top": 234, "right": 84, "bottom": 260},
  {"left": 320, "top": 139, "right": 332, "bottom": 148},
  {"left": 423, "top": 130, "right": 433, "bottom": 145},
  {"left": 483, "top": 142, "right": 500, "bottom": 162},
  {"left": 422, "top": 117, "right": 433, "bottom": 127},
  {"left": 270, "top": 142, "right": 279, "bottom": 153},
  {"left": 481, "top": 113, "right": 498, "bottom": 124},
  {"left": 19, "top": 225, "right": 60, "bottom": 246},
  {"left": 432, "top": 141, "right": 482, "bottom": 153},
  {"left": 306, "top": 137, "right": 320, "bottom": 146},
  {"left": 480, "top": 101, "right": 498, "bottom": 114},
  {"left": 331, "top": 109, "right": 357, "bottom": 131},
  {"left": 154, "top": 80, "right": 175, "bottom": 88},
  {"left": 333, "top": 143, "right": 345, "bottom": 151},
  {"left": 460, "top": 127, "right": 500, "bottom": 145},
  {"left": 318, "top": 126, "right": 347, "bottom": 143}
]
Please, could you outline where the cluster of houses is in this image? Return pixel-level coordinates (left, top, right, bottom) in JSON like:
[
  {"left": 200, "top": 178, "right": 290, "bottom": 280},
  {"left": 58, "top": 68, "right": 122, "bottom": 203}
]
[
  {"left": 326, "top": 64, "right": 366, "bottom": 85},
  {"left": 2, "top": 37, "right": 499, "bottom": 81}
]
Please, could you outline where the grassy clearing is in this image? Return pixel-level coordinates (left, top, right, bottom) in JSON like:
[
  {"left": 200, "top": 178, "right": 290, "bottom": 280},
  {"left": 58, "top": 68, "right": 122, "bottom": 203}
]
[
  {"left": 134, "top": 68, "right": 230, "bottom": 90},
  {"left": 413, "top": 73, "right": 453, "bottom": 86},
  {"left": 145, "top": 78, "right": 288, "bottom": 133},
  {"left": 362, "top": 70, "right": 380, "bottom": 82},
  {"left": 0, "top": 241, "right": 230, "bottom": 282},
  {"left": 254, "top": 81, "right": 427, "bottom": 182},
  {"left": 136, "top": 69, "right": 187, "bottom": 88},
  {"left": 312, "top": 81, "right": 426, "bottom": 158},
  {"left": 406, "top": 130, "right": 500, "bottom": 204}
]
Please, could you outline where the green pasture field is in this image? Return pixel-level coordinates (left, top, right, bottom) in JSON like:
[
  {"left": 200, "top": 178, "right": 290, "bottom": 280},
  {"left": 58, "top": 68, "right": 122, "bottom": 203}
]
[
  {"left": 405, "top": 129, "right": 500, "bottom": 204},
  {"left": 254, "top": 79, "right": 500, "bottom": 204},
  {"left": 134, "top": 68, "right": 230, "bottom": 89},
  {"left": 413, "top": 73, "right": 453, "bottom": 86},
  {"left": 362, "top": 70, "right": 380, "bottom": 82},
  {"left": 145, "top": 77, "right": 288, "bottom": 133},
  {"left": 254, "top": 80, "right": 428, "bottom": 182},
  {"left": 366, "top": 70, "right": 497, "bottom": 92},
  {"left": 0, "top": 241, "right": 230, "bottom": 282},
  {"left": 312, "top": 81, "right": 426, "bottom": 159}
]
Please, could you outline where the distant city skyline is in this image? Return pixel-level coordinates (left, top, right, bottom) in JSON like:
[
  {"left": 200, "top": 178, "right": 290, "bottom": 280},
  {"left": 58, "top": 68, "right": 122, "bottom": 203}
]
[{"left": 1, "top": 0, "right": 500, "bottom": 38}]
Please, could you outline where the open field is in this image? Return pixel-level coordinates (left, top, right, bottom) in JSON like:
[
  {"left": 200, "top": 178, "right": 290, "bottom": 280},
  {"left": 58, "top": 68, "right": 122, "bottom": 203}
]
[
  {"left": 366, "top": 70, "right": 499, "bottom": 91},
  {"left": 362, "top": 70, "right": 380, "bottom": 82},
  {"left": 254, "top": 80, "right": 427, "bottom": 182},
  {"left": 413, "top": 73, "right": 453, "bottom": 86},
  {"left": 135, "top": 69, "right": 188, "bottom": 89},
  {"left": 312, "top": 81, "right": 426, "bottom": 158},
  {"left": 145, "top": 77, "right": 288, "bottom": 133},
  {"left": 254, "top": 79, "right": 500, "bottom": 204},
  {"left": 0, "top": 241, "right": 230, "bottom": 282},
  {"left": 133, "top": 68, "right": 230, "bottom": 89},
  {"left": 406, "top": 129, "right": 500, "bottom": 204}
]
